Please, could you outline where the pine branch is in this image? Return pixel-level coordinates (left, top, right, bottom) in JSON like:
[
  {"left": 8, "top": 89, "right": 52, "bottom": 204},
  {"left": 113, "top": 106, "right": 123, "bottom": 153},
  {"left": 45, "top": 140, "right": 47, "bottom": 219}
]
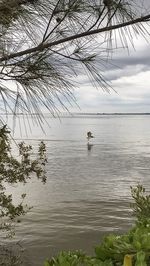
[{"left": 1, "top": 13, "right": 150, "bottom": 63}]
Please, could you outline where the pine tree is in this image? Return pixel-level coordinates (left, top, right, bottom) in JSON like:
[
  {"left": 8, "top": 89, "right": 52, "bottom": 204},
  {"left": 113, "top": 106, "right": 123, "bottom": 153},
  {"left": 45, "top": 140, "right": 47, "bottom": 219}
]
[{"left": 0, "top": 0, "right": 150, "bottom": 120}]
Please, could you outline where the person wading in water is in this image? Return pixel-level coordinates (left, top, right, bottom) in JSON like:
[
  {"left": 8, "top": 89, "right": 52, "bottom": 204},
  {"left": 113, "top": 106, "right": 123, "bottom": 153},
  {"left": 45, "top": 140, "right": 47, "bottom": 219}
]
[{"left": 87, "top": 131, "right": 94, "bottom": 141}]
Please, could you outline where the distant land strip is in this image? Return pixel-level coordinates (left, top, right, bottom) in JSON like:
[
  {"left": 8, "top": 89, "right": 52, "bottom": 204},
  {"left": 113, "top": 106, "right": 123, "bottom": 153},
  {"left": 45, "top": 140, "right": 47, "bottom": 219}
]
[{"left": 0, "top": 112, "right": 150, "bottom": 116}]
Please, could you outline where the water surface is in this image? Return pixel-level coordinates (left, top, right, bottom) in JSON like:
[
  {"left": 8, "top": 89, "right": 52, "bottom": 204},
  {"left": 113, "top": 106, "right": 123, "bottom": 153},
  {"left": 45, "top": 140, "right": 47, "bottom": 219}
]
[{"left": 4, "top": 114, "right": 150, "bottom": 265}]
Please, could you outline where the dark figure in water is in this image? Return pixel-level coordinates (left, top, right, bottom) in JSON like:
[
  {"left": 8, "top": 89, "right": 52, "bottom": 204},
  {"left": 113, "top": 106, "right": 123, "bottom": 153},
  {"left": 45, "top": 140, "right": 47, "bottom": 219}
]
[
  {"left": 87, "top": 143, "right": 93, "bottom": 151},
  {"left": 87, "top": 131, "right": 94, "bottom": 141}
]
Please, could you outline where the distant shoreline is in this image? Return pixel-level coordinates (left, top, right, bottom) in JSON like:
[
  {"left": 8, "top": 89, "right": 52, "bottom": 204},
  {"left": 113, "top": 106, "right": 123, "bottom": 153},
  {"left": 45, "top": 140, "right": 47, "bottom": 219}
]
[
  {"left": 1, "top": 112, "right": 150, "bottom": 116},
  {"left": 73, "top": 112, "right": 150, "bottom": 116}
]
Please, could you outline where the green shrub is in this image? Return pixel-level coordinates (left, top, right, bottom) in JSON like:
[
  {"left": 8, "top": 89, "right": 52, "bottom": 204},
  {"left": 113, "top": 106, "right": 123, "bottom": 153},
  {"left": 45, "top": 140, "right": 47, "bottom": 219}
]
[
  {"left": 44, "top": 251, "right": 113, "bottom": 266},
  {"left": 0, "top": 125, "right": 47, "bottom": 230}
]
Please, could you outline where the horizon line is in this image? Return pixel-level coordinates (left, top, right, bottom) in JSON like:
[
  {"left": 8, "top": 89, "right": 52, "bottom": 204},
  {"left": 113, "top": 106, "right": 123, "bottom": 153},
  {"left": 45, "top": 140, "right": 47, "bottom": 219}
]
[{"left": 1, "top": 112, "right": 150, "bottom": 116}]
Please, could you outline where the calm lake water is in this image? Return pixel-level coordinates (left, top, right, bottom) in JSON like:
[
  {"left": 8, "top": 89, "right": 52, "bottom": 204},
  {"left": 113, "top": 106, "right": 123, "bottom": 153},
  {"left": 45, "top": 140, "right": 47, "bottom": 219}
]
[{"left": 3, "top": 114, "right": 150, "bottom": 266}]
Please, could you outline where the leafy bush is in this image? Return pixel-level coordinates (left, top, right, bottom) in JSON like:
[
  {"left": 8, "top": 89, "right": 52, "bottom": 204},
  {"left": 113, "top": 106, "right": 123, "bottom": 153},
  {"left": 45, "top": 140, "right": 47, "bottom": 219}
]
[
  {"left": 0, "top": 125, "right": 47, "bottom": 230},
  {"left": 44, "top": 251, "right": 113, "bottom": 266},
  {"left": 130, "top": 185, "right": 150, "bottom": 224}
]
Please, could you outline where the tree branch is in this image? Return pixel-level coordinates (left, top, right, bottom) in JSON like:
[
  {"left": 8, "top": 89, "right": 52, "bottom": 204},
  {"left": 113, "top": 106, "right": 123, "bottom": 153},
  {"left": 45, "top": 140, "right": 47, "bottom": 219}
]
[{"left": 1, "top": 13, "right": 150, "bottom": 63}]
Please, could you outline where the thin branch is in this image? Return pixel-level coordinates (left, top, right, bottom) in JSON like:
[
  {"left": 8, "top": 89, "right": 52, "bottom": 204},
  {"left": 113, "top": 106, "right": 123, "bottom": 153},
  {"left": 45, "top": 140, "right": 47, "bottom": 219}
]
[
  {"left": 42, "top": 0, "right": 62, "bottom": 43},
  {"left": 87, "top": 6, "right": 106, "bottom": 31},
  {"left": 43, "top": 0, "right": 80, "bottom": 43},
  {"left": 1, "top": 13, "right": 150, "bottom": 63}
]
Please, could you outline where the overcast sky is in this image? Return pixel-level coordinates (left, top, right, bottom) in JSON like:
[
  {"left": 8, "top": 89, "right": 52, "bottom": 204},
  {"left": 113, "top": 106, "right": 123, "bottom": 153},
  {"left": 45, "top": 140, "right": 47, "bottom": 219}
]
[
  {"left": 68, "top": 34, "right": 150, "bottom": 114},
  {"left": 3, "top": 1, "right": 150, "bottom": 115},
  {"left": 65, "top": 0, "right": 150, "bottom": 113}
]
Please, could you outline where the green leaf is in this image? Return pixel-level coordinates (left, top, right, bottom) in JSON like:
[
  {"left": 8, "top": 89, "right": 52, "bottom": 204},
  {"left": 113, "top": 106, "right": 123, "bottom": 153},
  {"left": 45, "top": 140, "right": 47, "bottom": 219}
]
[
  {"left": 44, "top": 260, "right": 50, "bottom": 266},
  {"left": 135, "top": 251, "right": 147, "bottom": 266}
]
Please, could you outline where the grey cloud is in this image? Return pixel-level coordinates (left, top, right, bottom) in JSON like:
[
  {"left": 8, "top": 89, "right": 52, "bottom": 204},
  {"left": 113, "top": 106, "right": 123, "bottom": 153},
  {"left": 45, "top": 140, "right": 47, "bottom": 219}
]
[
  {"left": 114, "top": 49, "right": 150, "bottom": 68},
  {"left": 98, "top": 42, "right": 150, "bottom": 82}
]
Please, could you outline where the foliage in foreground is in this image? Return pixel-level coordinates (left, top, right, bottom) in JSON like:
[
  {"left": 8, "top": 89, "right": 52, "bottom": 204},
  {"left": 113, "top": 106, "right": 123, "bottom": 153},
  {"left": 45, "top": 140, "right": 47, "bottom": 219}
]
[
  {"left": 0, "top": 244, "right": 21, "bottom": 266},
  {"left": 44, "top": 251, "right": 113, "bottom": 266},
  {"left": 44, "top": 185, "right": 150, "bottom": 266},
  {"left": 0, "top": 125, "right": 47, "bottom": 233}
]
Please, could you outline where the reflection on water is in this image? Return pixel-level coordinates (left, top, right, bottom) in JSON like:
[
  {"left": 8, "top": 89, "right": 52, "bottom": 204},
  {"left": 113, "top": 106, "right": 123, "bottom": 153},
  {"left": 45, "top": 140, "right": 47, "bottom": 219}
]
[
  {"left": 4, "top": 115, "right": 150, "bottom": 266},
  {"left": 87, "top": 143, "right": 94, "bottom": 151}
]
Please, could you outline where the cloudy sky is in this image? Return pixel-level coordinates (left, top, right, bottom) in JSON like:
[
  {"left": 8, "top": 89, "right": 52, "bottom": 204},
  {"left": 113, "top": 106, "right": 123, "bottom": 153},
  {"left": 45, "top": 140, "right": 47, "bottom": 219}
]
[
  {"left": 2, "top": 0, "right": 150, "bottom": 116},
  {"left": 64, "top": 0, "right": 150, "bottom": 114},
  {"left": 69, "top": 34, "right": 150, "bottom": 113}
]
